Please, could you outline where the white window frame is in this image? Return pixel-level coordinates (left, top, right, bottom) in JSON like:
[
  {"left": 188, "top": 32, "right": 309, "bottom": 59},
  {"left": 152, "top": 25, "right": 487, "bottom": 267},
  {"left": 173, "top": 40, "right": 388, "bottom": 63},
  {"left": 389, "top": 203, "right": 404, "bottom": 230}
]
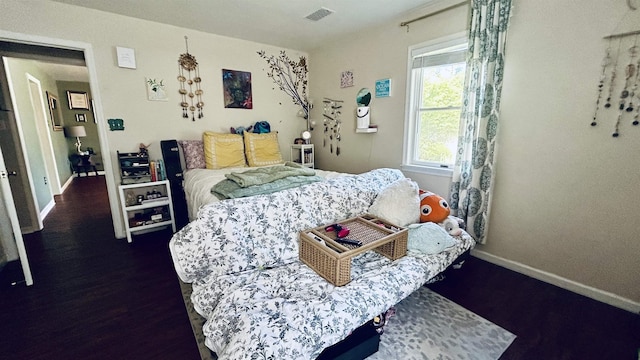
[{"left": 402, "top": 32, "right": 468, "bottom": 177}]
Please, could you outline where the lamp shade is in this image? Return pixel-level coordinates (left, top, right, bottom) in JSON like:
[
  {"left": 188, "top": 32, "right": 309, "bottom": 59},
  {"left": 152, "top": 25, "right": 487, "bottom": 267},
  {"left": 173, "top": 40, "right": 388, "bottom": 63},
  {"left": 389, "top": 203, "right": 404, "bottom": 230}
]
[{"left": 67, "top": 125, "right": 86, "bottom": 138}]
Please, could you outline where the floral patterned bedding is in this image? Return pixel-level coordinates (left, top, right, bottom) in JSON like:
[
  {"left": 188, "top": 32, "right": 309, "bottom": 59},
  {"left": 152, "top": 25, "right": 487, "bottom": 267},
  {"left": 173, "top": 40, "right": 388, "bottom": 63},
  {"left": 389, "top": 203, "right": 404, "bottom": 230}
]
[
  {"left": 182, "top": 165, "right": 344, "bottom": 220},
  {"left": 169, "top": 168, "right": 475, "bottom": 360}
]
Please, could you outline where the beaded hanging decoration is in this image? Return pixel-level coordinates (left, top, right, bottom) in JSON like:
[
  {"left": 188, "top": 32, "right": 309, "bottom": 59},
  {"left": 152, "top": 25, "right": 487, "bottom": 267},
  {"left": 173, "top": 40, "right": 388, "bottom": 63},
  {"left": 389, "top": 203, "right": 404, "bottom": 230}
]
[
  {"left": 630, "top": 43, "right": 640, "bottom": 126},
  {"left": 178, "top": 36, "right": 204, "bottom": 121},
  {"left": 613, "top": 39, "right": 638, "bottom": 137},
  {"left": 591, "top": 44, "right": 611, "bottom": 126},
  {"left": 593, "top": 29, "right": 640, "bottom": 137},
  {"left": 604, "top": 40, "right": 621, "bottom": 112},
  {"left": 322, "top": 98, "right": 343, "bottom": 156}
]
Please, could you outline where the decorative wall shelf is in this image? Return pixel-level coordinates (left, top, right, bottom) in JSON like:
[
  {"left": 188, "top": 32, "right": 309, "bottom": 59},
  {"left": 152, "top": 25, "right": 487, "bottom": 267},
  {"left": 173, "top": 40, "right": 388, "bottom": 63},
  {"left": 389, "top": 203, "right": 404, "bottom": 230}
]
[{"left": 356, "top": 127, "right": 378, "bottom": 133}]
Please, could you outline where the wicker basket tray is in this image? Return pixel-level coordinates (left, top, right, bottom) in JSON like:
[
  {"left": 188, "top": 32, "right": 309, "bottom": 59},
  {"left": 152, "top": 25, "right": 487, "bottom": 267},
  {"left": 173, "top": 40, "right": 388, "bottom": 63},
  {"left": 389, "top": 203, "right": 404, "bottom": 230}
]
[{"left": 299, "top": 215, "right": 407, "bottom": 286}]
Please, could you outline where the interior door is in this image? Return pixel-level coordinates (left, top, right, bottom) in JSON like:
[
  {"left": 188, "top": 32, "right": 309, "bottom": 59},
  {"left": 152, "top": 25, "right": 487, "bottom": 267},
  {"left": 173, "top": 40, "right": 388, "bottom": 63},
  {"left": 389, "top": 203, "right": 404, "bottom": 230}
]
[
  {"left": 0, "top": 132, "right": 33, "bottom": 285},
  {"left": 28, "top": 75, "right": 60, "bottom": 195},
  {"left": 0, "top": 58, "right": 39, "bottom": 233}
]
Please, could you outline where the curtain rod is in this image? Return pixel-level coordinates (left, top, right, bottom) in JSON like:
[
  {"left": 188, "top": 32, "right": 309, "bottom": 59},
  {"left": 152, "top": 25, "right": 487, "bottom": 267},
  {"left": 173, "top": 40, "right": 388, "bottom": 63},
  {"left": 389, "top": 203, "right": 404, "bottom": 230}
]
[
  {"left": 400, "top": 1, "right": 469, "bottom": 28},
  {"left": 603, "top": 29, "right": 640, "bottom": 39}
]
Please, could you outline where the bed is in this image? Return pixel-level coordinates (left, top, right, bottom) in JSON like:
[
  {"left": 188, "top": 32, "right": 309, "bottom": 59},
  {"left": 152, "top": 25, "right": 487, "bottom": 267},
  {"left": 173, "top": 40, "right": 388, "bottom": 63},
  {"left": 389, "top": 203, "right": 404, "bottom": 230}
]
[
  {"left": 170, "top": 173, "right": 474, "bottom": 359},
  {"left": 166, "top": 132, "right": 475, "bottom": 359}
]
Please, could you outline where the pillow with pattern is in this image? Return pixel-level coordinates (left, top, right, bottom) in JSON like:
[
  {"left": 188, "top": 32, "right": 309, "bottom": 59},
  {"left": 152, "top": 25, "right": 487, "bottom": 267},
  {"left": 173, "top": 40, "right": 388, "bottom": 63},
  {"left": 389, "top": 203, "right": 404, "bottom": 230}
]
[
  {"left": 243, "top": 132, "right": 284, "bottom": 167},
  {"left": 178, "top": 140, "right": 206, "bottom": 170},
  {"left": 203, "top": 132, "right": 247, "bottom": 169}
]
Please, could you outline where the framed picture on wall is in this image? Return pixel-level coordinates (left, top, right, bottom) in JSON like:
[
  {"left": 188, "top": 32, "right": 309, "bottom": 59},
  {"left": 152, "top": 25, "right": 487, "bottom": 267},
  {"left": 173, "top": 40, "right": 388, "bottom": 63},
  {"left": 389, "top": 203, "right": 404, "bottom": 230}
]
[
  {"left": 222, "top": 69, "right": 252, "bottom": 109},
  {"left": 67, "top": 91, "right": 90, "bottom": 110},
  {"left": 46, "top": 91, "right": 63, "bottom": 131}
]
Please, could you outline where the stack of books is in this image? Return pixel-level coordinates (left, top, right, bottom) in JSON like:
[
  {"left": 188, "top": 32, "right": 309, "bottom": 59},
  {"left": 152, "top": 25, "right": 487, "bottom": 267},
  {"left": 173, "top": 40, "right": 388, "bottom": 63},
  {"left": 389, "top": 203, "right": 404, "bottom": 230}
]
[{"left": 149, "top": 159, "right": 167, "bottom": 182}]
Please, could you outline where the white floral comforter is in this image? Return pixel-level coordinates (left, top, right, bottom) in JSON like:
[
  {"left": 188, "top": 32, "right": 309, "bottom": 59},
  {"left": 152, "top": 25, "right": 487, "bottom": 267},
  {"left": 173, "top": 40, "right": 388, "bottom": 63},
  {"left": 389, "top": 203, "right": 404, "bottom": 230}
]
[
  {"left": 169, "top": 168, "right": 475, "bottom": 360},
  {"left": 183, "top": 165, "right": 345, "bottom": 220}
]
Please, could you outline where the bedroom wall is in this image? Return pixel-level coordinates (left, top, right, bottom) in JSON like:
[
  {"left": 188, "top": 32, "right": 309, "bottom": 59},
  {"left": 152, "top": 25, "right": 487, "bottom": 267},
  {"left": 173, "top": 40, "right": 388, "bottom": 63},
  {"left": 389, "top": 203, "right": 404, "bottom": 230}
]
[
  {"left": 487, "top": 0, "right": 640, "bottom": 307},
  {"left": 308, "top": 0, "right": 468, "bottom": 197},
  {"left": 0, "top": 1, "right": 310, "bottom": 238},
  {"left": 310, "top": 0, "right": 640, "bottom": 309},
  {"left": 1, "top": 0, "right": 638, "bottom": 310}
]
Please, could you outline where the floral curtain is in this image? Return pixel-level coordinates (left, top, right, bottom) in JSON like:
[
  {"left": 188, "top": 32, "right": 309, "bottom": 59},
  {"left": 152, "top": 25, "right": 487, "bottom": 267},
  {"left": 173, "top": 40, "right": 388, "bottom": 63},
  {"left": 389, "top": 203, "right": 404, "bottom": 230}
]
[{"left": 449, "top": 0, "right": 512, "bottom": 243}]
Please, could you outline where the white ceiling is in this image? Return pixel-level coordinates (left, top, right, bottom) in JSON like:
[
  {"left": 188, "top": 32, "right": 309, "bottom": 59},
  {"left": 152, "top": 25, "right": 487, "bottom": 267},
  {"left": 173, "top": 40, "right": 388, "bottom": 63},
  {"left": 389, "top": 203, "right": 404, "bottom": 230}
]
[{"left": 50, "top": 0, "right": 438, "bottom": 51}]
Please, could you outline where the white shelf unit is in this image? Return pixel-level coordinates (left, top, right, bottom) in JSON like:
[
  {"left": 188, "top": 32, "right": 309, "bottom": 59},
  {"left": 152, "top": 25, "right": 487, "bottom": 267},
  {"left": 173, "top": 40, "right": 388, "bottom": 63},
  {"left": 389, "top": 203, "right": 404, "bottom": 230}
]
[
  {"left": 118, "top": 180, "right": 176, "bottom": 243},
  {"left": 290, "top": 144, "right": 314, "bottom": 168}
]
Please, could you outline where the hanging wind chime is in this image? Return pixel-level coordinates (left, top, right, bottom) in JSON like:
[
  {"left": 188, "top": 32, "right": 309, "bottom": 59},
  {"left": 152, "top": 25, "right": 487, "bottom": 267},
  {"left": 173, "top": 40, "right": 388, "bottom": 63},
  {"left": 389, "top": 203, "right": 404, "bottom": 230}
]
[
  {"left": 322, "top": 98, "right": 343, "bottom": 156},
  {"left": 592, "top": 30, "right": 640, "bottom": 137},
  {"left": 178, "top": 36, "right": 204, "bottom": 121}
]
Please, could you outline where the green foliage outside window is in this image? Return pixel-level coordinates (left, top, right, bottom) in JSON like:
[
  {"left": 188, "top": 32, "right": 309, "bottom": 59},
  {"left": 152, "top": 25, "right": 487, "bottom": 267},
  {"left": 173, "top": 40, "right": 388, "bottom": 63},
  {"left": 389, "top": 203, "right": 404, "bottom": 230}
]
[{"left": 417, "top": 63, "right": 465, "bottom": 165}]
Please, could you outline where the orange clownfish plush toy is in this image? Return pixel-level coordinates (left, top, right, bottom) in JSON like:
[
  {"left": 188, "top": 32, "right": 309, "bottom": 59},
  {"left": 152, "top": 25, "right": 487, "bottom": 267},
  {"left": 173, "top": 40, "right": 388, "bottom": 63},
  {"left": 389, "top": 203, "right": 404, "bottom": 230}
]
[{"left": 419, "top": 190, "right": 450, "bottom": 223}]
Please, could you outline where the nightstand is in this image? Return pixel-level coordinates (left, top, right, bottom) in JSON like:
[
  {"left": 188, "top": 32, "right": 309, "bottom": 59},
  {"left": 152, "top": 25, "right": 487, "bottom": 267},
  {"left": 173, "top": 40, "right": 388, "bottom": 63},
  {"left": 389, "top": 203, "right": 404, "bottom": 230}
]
[{"left": 290, "top": 144, "right": 314, "bottom": 168}]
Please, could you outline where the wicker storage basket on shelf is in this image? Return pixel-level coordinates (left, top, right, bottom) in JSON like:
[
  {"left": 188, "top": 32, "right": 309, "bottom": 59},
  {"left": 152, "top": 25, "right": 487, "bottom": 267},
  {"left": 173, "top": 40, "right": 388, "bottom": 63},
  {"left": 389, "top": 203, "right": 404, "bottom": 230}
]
[{"left": 299, "top": 215, "right": 407, "bottom": 286}]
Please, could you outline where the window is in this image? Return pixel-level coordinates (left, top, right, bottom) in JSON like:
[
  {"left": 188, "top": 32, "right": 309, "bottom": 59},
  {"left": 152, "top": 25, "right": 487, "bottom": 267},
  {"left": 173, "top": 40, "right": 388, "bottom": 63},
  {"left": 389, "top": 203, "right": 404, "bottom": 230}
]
[{"left": 403, "top": 34, "right": 467, "bottom": 175}]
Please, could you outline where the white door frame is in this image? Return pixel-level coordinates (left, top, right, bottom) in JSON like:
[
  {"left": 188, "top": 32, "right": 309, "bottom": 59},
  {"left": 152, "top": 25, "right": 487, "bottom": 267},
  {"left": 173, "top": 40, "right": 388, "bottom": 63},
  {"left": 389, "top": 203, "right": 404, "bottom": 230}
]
[
  {"left": 0, "top": 30, "right": 123, "bottom": 239},
  {"left": 0, "top": 146, "right": 33, "bottom": 286}
]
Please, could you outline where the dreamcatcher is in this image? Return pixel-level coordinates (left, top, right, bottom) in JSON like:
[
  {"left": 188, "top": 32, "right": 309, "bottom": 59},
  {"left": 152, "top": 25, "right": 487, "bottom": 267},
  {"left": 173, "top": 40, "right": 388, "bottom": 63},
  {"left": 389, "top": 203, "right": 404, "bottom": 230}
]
[{"left": 178, "top": 36, "right": 204, "bottom": 121}]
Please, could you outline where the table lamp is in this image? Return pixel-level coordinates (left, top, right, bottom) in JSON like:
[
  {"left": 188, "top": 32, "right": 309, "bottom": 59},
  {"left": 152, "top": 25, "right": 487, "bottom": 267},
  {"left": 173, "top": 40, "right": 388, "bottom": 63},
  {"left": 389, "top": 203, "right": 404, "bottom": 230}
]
[{"left": 66, "top": 125, "right": 87, "bottom": 154}]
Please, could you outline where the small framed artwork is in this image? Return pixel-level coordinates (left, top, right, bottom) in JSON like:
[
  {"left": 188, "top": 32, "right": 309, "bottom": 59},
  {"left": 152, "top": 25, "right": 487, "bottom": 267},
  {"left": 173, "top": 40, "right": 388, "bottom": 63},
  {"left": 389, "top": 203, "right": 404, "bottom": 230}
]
[
  {"left": 146, "top": 78, "right": 168, "bottom": 101},
  {"left": 75, "top": 113, "right": 87, "bottom": 122},
  {"left": 340, "top": 70, "right": 354, "bottom": 88},
  {"left": 375, "top": 78, "right": 391, "bottom": 98},
  {"left": 67, "top": 91, "right": 90, "bottom": 110},
  {"left": 116, "top": 46, "right": 137, "bottom": 69},
  {"left": 222, "top": 69, "right": 252, "bottom": 109},
  {"left": 47, "top": 91, "right": 63, "bottom": 131}
]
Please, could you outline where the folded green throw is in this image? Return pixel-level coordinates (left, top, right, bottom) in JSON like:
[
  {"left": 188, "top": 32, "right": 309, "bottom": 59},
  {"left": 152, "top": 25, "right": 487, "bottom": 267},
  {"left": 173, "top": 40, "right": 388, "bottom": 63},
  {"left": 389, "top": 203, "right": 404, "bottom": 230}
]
[
  {"left": 224, "top": 161, "right": 316, "bottom": 188},
  {"left": 212, "top": 175, "right": 323, "bottom": 199}
]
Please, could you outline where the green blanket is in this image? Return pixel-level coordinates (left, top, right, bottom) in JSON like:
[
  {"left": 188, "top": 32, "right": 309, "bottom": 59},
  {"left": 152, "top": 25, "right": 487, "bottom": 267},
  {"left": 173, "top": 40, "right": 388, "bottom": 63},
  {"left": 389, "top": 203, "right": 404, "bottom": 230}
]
[
  {"left": 212, "top": 162, "right": 322, "bottom": 199},
  {"left": 212, "top": 175, "right": 323, "bottom": 199},
  {"left": 224, "top": 161, "right": 316, "bottom": 187}
]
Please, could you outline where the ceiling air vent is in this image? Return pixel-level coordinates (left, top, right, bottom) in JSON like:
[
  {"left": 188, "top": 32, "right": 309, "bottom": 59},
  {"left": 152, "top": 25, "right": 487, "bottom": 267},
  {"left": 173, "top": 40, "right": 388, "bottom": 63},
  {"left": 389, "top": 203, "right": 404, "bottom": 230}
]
[{"left": 305, "top": 7, "right": 334, "bottom": 21}]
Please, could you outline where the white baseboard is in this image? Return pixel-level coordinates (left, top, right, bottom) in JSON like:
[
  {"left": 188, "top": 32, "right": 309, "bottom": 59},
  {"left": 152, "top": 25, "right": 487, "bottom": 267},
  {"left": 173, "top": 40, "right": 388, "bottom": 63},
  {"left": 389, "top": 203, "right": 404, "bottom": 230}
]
[
  {"left": 60, "top": 176, "right": 74, "bottom": 192},
  {"left": 40, "top": 199, "right": 55, "bottom": 220},
  {"left": 471, "top": 249, "right": 640, "bottom": 315}
]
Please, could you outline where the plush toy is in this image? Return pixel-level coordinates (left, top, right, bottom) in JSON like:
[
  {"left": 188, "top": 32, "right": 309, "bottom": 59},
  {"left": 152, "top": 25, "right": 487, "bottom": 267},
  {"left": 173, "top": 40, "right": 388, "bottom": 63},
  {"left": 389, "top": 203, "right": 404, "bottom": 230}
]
[
  {"left": 440, "top": 216, "right": 464, "bottom": 237},
  {"left": 230, "top": 125, "right": 253, "bottom": 135},
  {"left": 419, "top": 190, "right": 450, "bottom": 223},
  {"left": 407, "top": 222, "right": 457, "bottom": 254}
]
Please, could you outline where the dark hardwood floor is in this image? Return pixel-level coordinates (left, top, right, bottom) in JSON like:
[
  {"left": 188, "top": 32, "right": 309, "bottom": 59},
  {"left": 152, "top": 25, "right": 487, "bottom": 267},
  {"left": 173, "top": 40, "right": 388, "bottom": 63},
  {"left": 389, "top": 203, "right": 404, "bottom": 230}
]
[
  {"left": 0, "top": 176, "right": 199, "bottom": 360},
  {"left": 0, "top": 175, "right": 638, "bottom": 360}
]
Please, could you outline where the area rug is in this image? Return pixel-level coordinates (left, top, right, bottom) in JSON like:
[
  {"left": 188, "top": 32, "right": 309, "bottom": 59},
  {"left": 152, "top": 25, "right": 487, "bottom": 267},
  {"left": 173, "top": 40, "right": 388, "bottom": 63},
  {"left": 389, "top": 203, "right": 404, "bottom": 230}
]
[
  {"left": 179, "top": 281, "right": 515, "bottom": 360},
  {"left": 368, "top": 286, "right": 516, "bottom": 360}
]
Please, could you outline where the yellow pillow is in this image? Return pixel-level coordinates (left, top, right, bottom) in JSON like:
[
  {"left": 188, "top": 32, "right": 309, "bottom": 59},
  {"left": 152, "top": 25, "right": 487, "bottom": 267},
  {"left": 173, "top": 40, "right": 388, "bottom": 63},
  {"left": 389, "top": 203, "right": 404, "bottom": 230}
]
[
  {"left": 203, "top": 132, "right": 246, "bottom": 169},
  {"left": 244, "top": 132, "right": 284, "bottom": 166}
]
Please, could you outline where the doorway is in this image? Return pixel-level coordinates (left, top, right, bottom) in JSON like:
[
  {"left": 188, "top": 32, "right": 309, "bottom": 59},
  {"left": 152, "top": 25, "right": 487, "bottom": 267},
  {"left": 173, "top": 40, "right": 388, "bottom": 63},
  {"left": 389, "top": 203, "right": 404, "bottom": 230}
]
[{"left": 0, "top": 36, "right": 119, "bottom": 286}]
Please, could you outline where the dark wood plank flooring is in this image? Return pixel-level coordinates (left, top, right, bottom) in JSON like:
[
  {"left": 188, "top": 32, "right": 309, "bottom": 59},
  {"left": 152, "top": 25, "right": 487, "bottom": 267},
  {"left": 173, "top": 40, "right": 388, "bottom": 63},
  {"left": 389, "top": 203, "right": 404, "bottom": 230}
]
[
  {"left": 0, "top": 175, "right": 638, "bottom": 360},
  {"left": 0, "top": 176, "right": 199, "bottom": 360}
]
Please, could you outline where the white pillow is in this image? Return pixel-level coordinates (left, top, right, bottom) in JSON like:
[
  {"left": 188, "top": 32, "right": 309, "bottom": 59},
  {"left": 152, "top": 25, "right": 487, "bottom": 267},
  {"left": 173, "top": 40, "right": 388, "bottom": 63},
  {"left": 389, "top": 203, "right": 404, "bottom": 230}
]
[{"left": 368, "top": 178, "right": 420, "bottom": 227}]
